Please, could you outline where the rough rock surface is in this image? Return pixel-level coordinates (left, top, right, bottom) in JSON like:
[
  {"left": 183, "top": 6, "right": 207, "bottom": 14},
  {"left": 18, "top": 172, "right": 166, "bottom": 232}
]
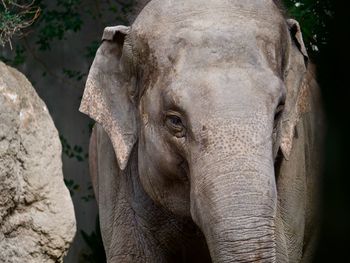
[{"left": 0, "top": 61, "right": 76, "bottom": 262}]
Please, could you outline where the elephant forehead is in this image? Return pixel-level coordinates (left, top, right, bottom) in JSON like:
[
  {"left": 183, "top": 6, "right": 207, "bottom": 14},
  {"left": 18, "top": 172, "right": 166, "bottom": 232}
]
[
  {"left": 133, "top": 0, "right": 283, "bottom": 27},
  {"left": 131, "top": 3, "right": 286, "bottom": 76},
  {"left": 132, "top": 0, "right": 284, "bottom": 41}
]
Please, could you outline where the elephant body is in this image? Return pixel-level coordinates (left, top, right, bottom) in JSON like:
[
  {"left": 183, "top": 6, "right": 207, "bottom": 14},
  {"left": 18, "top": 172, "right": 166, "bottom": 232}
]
[{"left": 80, "top": 0, "right": 324, "bottom": 262}]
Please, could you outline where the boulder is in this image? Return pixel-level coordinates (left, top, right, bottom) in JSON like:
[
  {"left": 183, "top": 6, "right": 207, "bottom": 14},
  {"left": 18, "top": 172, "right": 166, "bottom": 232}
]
[{"left": 0, "top": 61, "right": 76, "bottom": 262}]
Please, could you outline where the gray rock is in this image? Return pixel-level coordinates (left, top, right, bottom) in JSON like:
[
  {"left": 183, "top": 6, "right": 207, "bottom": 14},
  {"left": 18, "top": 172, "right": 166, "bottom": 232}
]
[{"left": 0, "top": 61, "right": 76, "bottom": 263}]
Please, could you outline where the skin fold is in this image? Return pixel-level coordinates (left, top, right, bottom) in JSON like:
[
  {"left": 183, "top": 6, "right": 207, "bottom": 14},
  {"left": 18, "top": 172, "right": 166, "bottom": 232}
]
[{"left": 80, "top": 0, "right": 323, "bottom": 262}]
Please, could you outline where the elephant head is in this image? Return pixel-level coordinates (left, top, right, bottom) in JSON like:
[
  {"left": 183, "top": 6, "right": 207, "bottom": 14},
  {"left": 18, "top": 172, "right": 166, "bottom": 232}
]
[{"left": 80, "top": 0, "right": 310, "bottom": 261}]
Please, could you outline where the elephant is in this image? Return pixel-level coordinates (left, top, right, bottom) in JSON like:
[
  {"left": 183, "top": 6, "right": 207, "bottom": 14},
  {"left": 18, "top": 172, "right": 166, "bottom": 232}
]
[{"left": 79, "top": 0, "right": 323, "bottom": 262}]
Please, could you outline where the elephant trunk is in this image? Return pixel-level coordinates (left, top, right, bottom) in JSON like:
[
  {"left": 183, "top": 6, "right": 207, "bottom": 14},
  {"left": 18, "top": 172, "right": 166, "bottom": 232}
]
[{"left": 190, "top": 118, "right": 277, "bottom": 262}]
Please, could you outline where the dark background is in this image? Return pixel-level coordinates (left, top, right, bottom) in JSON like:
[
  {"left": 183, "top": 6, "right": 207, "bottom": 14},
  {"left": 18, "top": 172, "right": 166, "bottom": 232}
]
[
  {"left": 313, "top": 1, "right": 350, "bottom": 262},
  {"left": 1, "top": 0, "right": 349, "bottom": 262}
]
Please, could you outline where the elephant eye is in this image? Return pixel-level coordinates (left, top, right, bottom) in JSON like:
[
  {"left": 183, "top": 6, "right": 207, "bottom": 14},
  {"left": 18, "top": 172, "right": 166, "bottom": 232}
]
[
  {"left": 168, "top": 115, "right": 182, "bottom": 126},
  {"left": 165, "top": 113, "right": 186, "bottom": 138}
]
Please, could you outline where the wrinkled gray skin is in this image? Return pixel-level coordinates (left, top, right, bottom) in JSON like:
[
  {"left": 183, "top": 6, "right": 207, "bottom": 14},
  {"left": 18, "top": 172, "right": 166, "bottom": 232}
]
[{"left": 80, "top": 0, "right": 323, "bottom": 262}]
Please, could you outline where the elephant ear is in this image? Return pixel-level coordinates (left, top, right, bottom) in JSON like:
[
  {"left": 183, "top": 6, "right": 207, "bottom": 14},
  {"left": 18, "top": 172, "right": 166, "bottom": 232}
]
[
  {"left": 79, "top": 26, "right": 137, "bottom": 170},
  {"left": 278, "top": 19, "right": 310, "bottom": 160}
]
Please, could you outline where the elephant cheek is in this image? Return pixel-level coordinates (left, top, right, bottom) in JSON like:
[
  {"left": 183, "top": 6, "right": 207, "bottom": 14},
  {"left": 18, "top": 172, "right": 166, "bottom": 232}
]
[{"left": 137, "top": 130, "right": 191, "bottom": 217}]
